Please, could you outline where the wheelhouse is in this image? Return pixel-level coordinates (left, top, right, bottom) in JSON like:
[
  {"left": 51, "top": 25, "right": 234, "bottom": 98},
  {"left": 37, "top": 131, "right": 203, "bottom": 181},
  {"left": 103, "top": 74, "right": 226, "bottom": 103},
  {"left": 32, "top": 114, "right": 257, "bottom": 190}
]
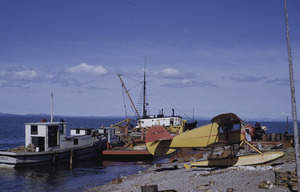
[{"left": 25, "top": 120, "right": 66, "bottom": 152}]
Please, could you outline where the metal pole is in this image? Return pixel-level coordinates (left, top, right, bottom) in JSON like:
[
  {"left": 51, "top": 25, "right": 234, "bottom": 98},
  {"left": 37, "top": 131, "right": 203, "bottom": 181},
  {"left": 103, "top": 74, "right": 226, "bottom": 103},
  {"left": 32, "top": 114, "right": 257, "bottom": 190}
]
[
  {"left": 51, "top": 92, "right": 54, "bottom": 122},
  {"left": 284, "top": 0, "right": 300, "bottom": 189}
]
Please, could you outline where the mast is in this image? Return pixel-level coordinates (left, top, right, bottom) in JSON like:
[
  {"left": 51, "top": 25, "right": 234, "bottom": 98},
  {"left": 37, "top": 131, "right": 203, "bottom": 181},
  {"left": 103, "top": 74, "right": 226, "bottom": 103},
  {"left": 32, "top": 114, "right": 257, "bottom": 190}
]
[
  {"left": 142, "top": 57, "right": 147, "bottom": 118},
  {"left": 51, "top": 92, "right": 54, "bottom": 122},
  {"left": 118, "top": 74, "right": 141, "bottom": 119}
]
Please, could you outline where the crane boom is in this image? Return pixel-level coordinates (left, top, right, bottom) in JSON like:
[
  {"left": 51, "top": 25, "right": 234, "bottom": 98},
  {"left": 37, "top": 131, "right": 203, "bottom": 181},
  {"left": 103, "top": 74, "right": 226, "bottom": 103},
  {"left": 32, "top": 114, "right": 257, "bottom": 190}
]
[{"left": 118, "top": 74, "right": 141, "bottom": 119}]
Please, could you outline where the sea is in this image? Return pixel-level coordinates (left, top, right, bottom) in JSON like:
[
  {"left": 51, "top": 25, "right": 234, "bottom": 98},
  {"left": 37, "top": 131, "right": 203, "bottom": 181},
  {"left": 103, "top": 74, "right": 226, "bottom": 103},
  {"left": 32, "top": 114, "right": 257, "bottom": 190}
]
[{"left": 0, "top": 115, "right": 296, "bottom": 192}]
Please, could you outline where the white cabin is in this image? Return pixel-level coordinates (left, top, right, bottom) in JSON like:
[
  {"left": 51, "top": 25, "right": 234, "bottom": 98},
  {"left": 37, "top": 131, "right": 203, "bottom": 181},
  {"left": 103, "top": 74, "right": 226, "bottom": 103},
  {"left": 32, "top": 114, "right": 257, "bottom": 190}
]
[
  {"left": 98, "top": 127, "right": 119, "bottom": 144},
  {"left": 70, "top": 128, "right": 93, "bottom": 136},
  {"left": 25, "top": 120, "right": 96, "bottom": 152},
  {"left": 138, "top": 116, "right": 182, "bottom": 128},
  {"left": 25, "top": 120, "right": 66, "bottom": 152}
]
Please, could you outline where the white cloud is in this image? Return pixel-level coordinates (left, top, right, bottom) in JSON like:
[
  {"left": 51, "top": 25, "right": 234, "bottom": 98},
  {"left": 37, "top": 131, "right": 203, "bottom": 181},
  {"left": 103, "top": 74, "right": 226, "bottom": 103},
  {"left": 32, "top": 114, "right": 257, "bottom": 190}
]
[
  {"left": 0, "top": 69, "right": 37, "bottom": 80},
  {"left": 66, "top": 63, "right": 108, "bottom": 75},
  {"left": 163, "top": 68, "right": 180, "bottom": 75},
  {"left": 154, "top": 67, "right": 197, "bottom": 80},
  {"left": 0, "top": 69, "right": 39, "bottom": 88},
  {"left": 14, "top": 70, "right": 37, "bottom": 79},
  {"left": 265, "top": 78, "right": 290, "bottom": 86},
  {"left": 161, "top": 79, "right": 217, "bottom": 88},
  {"left": 230, "top": 73, "right": 265, "bottom": 83},
  {"left": 155, "top": 68, "right": 180, "bottom": 78}
]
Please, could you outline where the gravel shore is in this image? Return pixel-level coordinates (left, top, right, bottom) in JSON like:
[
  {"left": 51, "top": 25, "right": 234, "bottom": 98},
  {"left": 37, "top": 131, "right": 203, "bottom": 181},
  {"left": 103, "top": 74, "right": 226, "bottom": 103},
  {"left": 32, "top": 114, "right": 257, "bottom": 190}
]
[{"left": 86, "top": 147, "right": 297, "bottom": 192}]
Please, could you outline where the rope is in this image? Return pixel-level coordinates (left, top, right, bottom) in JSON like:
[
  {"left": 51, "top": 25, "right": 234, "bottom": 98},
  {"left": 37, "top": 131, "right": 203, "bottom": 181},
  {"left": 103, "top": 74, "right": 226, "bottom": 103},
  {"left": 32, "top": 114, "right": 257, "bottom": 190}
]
[{"left": 148, "top": 83, "right": 194, "bottom": 121}]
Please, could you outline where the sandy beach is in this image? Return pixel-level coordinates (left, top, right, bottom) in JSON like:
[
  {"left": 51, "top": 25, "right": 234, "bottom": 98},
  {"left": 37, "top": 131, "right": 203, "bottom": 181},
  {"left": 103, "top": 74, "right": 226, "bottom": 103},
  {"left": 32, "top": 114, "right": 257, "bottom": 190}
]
[{"left": 86, "top": 146, "right": 297, "bottom": 192}]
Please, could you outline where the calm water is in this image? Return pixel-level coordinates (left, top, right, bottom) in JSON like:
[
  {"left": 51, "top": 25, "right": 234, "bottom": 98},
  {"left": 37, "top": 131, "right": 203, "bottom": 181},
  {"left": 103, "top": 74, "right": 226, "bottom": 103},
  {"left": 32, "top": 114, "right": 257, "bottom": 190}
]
[
  {"left": 0, "top": 115, "right": 296, "bottom": 191},
  {"left": 0, "top": 115, "right": 168, "bottom": 192}
]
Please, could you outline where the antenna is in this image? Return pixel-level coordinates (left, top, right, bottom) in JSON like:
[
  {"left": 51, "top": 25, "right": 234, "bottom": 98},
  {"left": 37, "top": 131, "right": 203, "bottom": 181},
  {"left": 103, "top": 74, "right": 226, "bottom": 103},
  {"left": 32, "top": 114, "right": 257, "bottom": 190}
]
[{"left": 51, "top": 92, "right": 54, "bottom": 122}]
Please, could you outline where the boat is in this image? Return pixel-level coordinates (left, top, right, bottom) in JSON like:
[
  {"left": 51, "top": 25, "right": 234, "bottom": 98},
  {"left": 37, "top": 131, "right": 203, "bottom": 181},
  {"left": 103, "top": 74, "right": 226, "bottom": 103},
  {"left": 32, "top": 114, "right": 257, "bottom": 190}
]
[
  {"left": 117, "top": 64, "right": 197, "bottom": 135},
  {"left": 138, "top": 108, "right": 197, "bottom": 134},
  {"left": 101, "top": 67, "right": 197, "bottom": 158},
  {"left": 99, "top": 124, "right": 152, "bottom": 159},
  {"left": 0, "top": 119, "right": 107, "bottom": 168}
]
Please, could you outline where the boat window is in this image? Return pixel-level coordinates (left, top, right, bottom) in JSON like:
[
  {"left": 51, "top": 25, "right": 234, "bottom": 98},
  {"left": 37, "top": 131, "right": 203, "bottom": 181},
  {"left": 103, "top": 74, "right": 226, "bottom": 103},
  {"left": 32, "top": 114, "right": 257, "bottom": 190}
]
[
  {"left": 32, "top": 137, "right": 45, "bottom": 151},
  {"left": 86, "top": 129, "right": 91, "bottom": 135},
  {"left": 170, "top": 118, "right": 174, "bottom": 125},
  {"left": 48, "top": 126, "right": 59, "bottom": 147},
  {"left": 59, "top": 124, "right": 64, "bottom": 134},
  {"left": 74, "top": 138, "right": 78, "bottom": 145},
  {"left": 76, "top": 129, "right": 80, "bottom": 134},
  {"left": 31, "top": 125, "right": 38, "bottom": 135}
]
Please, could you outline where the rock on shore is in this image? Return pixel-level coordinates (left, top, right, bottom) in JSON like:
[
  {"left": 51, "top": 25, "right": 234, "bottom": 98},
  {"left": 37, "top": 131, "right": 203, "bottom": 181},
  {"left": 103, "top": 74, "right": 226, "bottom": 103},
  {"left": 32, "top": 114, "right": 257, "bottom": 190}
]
[{"left": 86, "top": 147, "right": 297, "bottom": 192}]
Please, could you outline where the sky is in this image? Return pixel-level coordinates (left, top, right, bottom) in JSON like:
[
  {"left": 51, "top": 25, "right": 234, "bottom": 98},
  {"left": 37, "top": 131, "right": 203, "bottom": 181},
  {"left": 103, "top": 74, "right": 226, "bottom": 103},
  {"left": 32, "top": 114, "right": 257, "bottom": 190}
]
[{"left": 0, "top": 0, "right": 299, "bottom": 121}]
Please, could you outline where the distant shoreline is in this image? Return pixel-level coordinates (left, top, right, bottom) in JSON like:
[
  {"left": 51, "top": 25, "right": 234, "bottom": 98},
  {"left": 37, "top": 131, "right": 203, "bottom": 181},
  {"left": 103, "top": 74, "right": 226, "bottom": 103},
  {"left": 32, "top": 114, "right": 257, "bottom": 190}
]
[{"left": 0, "top": 112, "right": 294, "bottom": 122}]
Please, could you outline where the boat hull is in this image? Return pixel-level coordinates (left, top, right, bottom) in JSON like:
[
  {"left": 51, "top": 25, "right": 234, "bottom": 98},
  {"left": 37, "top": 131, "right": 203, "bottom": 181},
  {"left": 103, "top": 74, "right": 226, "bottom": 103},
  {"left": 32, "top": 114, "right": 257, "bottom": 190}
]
[
  {"left": 0, "top": 140, "right": 106, "bottom": 168},
  {"left": 184, "top": 151, "right": 284, "bottom": 168}
]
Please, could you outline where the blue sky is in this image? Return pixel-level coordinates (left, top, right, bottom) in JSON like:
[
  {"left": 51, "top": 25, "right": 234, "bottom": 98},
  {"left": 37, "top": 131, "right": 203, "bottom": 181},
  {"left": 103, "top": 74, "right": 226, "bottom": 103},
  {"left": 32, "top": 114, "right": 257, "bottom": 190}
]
[{"left": 0, "top": 0, "right": 299, "bottom": 121}]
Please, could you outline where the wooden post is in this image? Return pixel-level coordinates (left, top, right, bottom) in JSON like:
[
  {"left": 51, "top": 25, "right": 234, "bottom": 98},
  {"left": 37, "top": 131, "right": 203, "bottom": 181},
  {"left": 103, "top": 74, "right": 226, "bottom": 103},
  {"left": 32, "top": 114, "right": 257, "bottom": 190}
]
[
  {"left": 284, "top": 0, "right": 300, "bottom": 189},
  {"left": 70, "top": 149, "right": 73, "bottom": 169}
]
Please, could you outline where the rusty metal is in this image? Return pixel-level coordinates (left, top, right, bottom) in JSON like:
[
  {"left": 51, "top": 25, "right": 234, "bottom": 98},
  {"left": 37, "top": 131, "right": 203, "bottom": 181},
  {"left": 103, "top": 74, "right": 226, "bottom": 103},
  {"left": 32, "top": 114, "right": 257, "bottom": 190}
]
[
  {"left": 112, "top": 178, "right": 122, "bottom": 184},
  {"left": 192, "top": 153, "right": 203, "bottom": 159},
  {"left": 275, "top": 171, "right": 297, "bottom": 187},
  {"left": 183, "top": 155, "right": 193, "bottom": 162},
  {"left": 168, "top": 158, "right": 177, "bottom": 164}
]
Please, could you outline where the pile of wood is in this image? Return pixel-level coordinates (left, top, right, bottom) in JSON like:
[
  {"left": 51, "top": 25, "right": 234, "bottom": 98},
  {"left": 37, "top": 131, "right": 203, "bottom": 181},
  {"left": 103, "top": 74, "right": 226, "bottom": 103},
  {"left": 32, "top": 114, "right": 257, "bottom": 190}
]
[{"left": 7, "top": 144, "right": 35, "bottom": 152}]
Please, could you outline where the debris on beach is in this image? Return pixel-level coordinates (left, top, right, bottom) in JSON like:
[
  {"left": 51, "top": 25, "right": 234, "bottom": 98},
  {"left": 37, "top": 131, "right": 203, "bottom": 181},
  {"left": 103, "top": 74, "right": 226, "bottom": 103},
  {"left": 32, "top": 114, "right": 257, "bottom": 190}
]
[
  {"left": 259, "top": 180, "right": 275, "bottom": 189},
  {"left": 196, "top": 181, "right": 215, "bottom": 190},
  {"left": 111, "top": 178, "right": 122, "bottom": 184},
  {"left": 275, "top": 171, "right": 298, "bottom": 189}
]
